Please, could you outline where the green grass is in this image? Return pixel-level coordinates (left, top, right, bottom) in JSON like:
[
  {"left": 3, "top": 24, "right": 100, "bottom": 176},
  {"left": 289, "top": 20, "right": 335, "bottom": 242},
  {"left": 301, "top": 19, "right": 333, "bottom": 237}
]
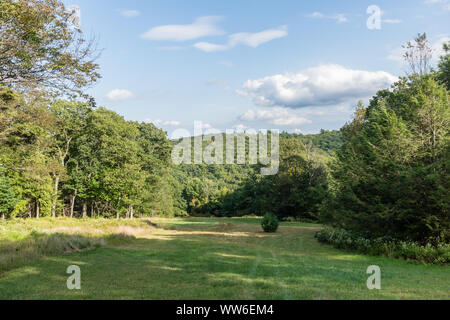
[{"left": 0, "top": 217, "right": 449, "bottom": 300}]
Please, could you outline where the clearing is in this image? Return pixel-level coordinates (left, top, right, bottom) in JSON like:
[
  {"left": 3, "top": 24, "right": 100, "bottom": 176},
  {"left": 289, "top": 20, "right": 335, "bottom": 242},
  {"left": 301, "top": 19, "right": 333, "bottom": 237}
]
[{"left": 0, "top": 217, "right": 448, "bottom": 300}]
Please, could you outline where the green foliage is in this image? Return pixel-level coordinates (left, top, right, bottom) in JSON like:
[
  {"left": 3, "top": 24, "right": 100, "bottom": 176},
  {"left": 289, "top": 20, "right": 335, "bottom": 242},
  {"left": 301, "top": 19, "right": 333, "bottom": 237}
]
[
  {"left": 0, "top": 88, "right": 177, "bottom": 219},
  {"left": 0, "top": 175, "right": 18, "bottom": 219},
  {"left": 261, "top": 212, "right": 279, "bottom": 233},
  {"left": 0, "top": 0, "right": 100, "bottom": 96},
  {"left": 316, "top": 228, "right": 450, "bottom": 265},
  {"left": 437, "top": 41, "right": 450, "bottom": 90},
  {"left": 216, "top": 137, "right": 330, "bottom": 220},
  {"left": 282, "top": 130, "right": 343, "bottom": 155},
  {"left": 323, "top": 75, "right": 450, "bottom": 243}
]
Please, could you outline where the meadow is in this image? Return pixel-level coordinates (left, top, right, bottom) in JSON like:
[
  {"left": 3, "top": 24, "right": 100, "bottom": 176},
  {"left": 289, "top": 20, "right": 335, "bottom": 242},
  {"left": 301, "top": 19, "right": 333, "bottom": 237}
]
[{"left": 0, "top": 218, "right": 448, "bottom": 300}]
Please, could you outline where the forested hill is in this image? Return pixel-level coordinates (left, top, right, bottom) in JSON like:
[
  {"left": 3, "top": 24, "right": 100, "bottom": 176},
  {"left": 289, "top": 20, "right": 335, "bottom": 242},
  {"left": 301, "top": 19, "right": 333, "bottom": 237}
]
[
  {"left": 172, "top": 130, "right": 341, "bottom": 218},
  {"left": 281, "top": 130, "right": 343, "bottom": 155}
]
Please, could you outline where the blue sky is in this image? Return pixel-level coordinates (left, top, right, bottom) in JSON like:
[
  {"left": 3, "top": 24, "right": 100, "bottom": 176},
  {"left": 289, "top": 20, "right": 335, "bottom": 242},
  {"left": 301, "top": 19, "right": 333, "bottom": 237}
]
[{"left": 63, "top": 0, "right": 449, "bottom": 135}]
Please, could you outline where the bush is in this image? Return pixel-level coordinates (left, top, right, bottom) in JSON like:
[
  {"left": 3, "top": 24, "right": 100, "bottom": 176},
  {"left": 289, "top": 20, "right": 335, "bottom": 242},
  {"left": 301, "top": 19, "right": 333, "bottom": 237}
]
[
  {"left": 261, "top": 213, "right": 279, "bottom": 233},
  {"left": 315, "top": 228, "right": 450, "bottom": 265}
]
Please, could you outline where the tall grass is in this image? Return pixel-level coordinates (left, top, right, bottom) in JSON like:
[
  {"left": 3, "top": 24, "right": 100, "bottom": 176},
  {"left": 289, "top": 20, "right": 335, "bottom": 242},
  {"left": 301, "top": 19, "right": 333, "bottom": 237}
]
[{"left": 0, "top": 218, "right": 155, "bottom": 273}]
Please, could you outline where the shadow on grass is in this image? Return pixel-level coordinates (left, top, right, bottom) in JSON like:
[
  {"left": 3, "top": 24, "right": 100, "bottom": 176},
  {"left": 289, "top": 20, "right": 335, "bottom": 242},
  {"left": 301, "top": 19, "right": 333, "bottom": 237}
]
[{"left": 0, "top": 231, "right": 135, "bottom": 275}]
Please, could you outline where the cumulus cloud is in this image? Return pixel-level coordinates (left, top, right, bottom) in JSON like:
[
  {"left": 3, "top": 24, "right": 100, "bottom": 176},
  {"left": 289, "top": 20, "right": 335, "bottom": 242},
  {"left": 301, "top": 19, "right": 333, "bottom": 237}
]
[
  {"left": 120, "top": 10, "right": 140, "bottom": 18},
  {"left": 240, "top": 107, "right": 312, "bottom": 126},
  {"left": 106, "top": 89, "right": 135, "bottom": 102},
  {"left": 141, "top": 16, "right": 225, "bottom": 42},
  {"left": 238, "top": 64, "right": 398, "bottom": 109},
  {"left": 307, "top": 12, "right": 348, "bottom": 23},
  {"left": 193, "top": 26, "right": 288, "bottom": 52}
]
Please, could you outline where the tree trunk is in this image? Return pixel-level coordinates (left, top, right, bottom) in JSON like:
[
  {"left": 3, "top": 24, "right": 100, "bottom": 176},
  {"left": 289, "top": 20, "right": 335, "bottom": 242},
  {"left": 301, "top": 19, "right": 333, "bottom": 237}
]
[
  {"left": 36, "top": 200, "right": 40, "bottom": 219},
  {"left": 130, "top": 205, "right": 134, "bottom": 219},
  {"left": 82, "top": 202, "right": 87, "bottom": 219},
  {"left": 70, "top": 190, "right": 77, "bottom": 218},
  {"left": 1, "top": 213, "right": 5, "bottom": 220},
  {"left": 116, "top": 197, "right": 121, "bottom": 219},
  {"left": 51, "top": 175, "right": 60, "bottom": 218}
]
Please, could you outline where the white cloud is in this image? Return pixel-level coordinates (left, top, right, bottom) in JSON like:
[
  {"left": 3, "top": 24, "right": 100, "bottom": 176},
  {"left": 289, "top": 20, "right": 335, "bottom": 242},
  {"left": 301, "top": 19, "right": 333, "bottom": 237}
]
[
  {"left": 309, "top": 12, "right": 324, "bottom": 18},
  {"left": 106, "top": 89, "right": 135, "bottom": 102},
  {"left": 144, "top": 119, "right": 181, "bottom": 127},
  {"left": 240, "top": 107, "right": 312, "bottom": 126},
  {"left": 193, "top": 26, "right": 288, "bottom": 52},
  {"left": 141, "top": 16, "right": 225, "bottom": 42},
  {"left": 334, "top": 14, "right": 348, "bottom": 23},
  {"left": 228, "top": 26, "right": 288, "bottom": 48},
  {"left": 307, "top": 12, "right": 348, "bottom": 23},
  {"left": 238, "top": 64, "right": 398, "bottom": 109},
  {"left": 120, "top": 10, "right": 140, "bottom": 18},
  {"left": 193, "top": 42, "right": 229, "bottom": 52}
]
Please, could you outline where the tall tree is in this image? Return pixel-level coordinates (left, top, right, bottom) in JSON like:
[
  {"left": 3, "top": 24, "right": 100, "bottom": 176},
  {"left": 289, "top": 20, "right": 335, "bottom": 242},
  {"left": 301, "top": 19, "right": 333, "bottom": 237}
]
[
  {"left": 0, "top": 0, "right": 100, "bottom": 96},
  {"left": 48, "top": 100, "right": 91, "bottom": 217},
  {"left": 323, "top": 75, "right": 449, "bottom": 242},
  {"left": 437, "top": 41, "right": 450, "bottom": 90},
  {"left": 403, "top": 33, "right": 433, "bottom": 76}
]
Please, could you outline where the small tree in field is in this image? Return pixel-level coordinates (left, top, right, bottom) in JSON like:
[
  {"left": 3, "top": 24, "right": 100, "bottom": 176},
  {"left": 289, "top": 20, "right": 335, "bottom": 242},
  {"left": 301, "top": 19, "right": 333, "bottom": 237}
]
[{"left": 261, "top": 212, "right": 279, "bottom": 233}]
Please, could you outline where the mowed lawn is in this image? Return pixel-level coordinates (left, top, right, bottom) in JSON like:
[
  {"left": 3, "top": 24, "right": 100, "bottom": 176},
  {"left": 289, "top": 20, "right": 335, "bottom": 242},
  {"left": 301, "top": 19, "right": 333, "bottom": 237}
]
[{"left": 0, "top": 217, "right": 448, "bottom": 300}]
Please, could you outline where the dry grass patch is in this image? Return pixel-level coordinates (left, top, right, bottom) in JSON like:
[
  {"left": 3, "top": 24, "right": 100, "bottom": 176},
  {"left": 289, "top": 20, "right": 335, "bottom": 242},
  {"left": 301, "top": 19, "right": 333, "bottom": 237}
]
[{"left": 0, "top": 218, "right": 158, "bottom": 274}]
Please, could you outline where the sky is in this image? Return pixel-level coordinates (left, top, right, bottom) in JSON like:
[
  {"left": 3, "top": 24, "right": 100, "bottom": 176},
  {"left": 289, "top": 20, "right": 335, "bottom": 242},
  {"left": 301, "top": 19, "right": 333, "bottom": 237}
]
[{"left": 63, "top": 0, "right": 449, "bottom": 136}]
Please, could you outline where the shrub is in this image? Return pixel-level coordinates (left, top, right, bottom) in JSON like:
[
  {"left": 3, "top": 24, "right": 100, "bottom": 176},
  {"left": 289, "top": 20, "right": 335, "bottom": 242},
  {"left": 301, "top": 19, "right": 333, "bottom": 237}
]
[
  {"left": 315, "top": 228, "right": 450, "bottom": 265},
  {"left": 261, "top": 213, "right": 279, "bottom": 233}
]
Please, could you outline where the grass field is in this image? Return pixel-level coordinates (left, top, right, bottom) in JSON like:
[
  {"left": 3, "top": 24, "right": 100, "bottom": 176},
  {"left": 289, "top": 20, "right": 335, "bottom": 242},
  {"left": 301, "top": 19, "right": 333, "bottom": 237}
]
[{"left": 0, "top": 217, "right": 448, "bottom": 300}]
